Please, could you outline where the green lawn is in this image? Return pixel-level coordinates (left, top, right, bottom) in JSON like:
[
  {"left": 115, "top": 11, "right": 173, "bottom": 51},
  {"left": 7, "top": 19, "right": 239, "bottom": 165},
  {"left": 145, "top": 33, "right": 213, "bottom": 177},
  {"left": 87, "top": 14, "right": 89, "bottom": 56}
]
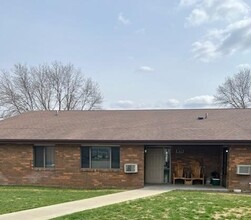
[
  {"left": 54, "top": 191, "right": 251, "bottom": 220},
  {"left": 0, "top": 186, "right": 119, "bottom": 215}
]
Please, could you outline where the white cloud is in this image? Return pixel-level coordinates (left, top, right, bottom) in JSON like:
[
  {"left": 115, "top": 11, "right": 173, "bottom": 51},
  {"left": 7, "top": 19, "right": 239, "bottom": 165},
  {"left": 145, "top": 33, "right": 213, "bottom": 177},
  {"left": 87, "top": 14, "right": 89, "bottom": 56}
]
[
  {"left": 192, "top": 40, "right": 220, "bottom": 62},
  {"left": 218, "top": 18, "right": 251, "bottom": 55},
  {"left": 185, "top": 9, "right": 209, "bottom": 27},
  {"left": 111, "top": 100, "right": 135, "bottom": 109},
  {"left": 183, "top": 95, "right": 216, "bottom": 108},
  {"left": 109, "top": 99, "right": 180, "bottom": 110},
  {"left": 110, "top": 100, "right": 151, "bottom": 110},
  {"left": 135, "top": 28, "right": 146, "bottom": 34},
  {"left": 137, "top": 66, "right": 154, "bottom": 73},
  {"left": 236, "top": 63, "right": 251, "bottom": 69},
  {"left": 183, "top": 0, "right": 250, "bottom": 26},
  {"left": 213, "top": 0, "right": 250, "bottom": 23},
  {"left": 192, "top": 18, "right": 251, "bottom": 61},
  {"left": 166, "top": 99, "right": 181, "bottom": 108},
  {"left": 154, "top": 99, "right": 181, "bottom": 109},
  {"left": 108, "top": 96, "right": 217, "bottom": 110},
  {"left": 181, "top": 0, "right": 251, "bottom": 61},
  {"left": 118, "top": 13, "right": 130, "bottom": 25}
]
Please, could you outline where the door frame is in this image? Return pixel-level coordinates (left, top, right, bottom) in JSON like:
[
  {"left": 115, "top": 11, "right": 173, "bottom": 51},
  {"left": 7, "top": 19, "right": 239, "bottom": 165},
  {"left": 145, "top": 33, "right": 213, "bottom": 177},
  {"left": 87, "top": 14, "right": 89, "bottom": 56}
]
[{"left": 221, "top": 146, "right": 229, "bottom": 187}]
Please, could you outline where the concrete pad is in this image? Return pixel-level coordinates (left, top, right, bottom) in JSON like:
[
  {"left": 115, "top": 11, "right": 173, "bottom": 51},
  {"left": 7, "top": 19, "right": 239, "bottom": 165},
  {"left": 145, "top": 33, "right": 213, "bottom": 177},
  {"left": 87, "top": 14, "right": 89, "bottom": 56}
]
[{"left": 0, "top": 186, "right": 172, "bottom": 220}]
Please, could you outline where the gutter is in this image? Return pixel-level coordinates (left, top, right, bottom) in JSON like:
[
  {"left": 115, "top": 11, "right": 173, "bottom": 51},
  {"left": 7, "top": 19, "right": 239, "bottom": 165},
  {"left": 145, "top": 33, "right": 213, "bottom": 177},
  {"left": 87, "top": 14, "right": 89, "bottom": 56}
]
[{"left": 1, "top": 139, "right": 251, "bottom": 146}]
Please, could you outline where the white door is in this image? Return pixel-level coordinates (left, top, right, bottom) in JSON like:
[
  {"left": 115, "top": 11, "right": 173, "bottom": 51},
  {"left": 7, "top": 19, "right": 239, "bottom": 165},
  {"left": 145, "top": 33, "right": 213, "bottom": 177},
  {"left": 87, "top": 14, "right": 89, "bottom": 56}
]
[{"left": 145, "top": 148, "right": 164, "bottom": 183}]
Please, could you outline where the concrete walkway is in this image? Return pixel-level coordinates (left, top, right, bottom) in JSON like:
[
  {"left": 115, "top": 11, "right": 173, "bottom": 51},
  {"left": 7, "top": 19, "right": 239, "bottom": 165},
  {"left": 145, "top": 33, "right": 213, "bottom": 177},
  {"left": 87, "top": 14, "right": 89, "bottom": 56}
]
[{"left": 0, "top": 186, "right": 172, "bottom": 220}]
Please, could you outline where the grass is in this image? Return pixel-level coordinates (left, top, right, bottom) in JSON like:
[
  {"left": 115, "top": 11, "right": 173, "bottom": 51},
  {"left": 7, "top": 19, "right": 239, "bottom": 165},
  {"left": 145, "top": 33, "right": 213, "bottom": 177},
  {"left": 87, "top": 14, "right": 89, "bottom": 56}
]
[
  {"left": 54, "top": 191, "right": 251, "bottom": 220},
  {"left": 0, "top": 186, "right": 120, "bottom": 215}
]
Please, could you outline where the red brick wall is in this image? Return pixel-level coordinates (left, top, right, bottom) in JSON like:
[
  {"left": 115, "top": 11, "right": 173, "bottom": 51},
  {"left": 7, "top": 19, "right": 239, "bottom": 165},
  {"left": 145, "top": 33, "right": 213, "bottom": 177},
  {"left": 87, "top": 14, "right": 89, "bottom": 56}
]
[
  {"left": 0, "top": 144, "right": 144, "bottom": 189},
  {"left": 0, "top": 144, "right": 33, "bottom": 185},
  {"left": 228, "top": 145, "right": 251, "bottom": 192}
]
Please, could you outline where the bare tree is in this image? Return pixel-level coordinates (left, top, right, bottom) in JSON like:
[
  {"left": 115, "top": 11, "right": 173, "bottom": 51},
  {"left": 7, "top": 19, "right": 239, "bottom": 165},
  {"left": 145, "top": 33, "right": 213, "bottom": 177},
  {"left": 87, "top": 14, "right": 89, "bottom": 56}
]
[
  {"left": 32, "top": 64, "right": 53, "bottom": 110},
  {"left": 0, "top": 62, "right": 103, "bottom": 117},
  {"left": 214, "top": 69, "right": 251, "bottom": 108}
]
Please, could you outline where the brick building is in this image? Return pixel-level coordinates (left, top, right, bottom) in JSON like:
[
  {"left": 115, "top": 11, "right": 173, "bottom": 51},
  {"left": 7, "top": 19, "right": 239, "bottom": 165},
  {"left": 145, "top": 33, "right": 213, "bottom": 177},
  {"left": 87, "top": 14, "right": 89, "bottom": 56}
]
[{"left": 0, "top": 109, "right": 251, "bottom": 191}]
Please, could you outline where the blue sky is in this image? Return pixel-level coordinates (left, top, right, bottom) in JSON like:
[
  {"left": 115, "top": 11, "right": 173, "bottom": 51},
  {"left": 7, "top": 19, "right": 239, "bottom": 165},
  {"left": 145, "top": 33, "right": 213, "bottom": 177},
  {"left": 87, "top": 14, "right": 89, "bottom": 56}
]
[{"left": 1, "top": 0, "right": 251, "bottom": 109}]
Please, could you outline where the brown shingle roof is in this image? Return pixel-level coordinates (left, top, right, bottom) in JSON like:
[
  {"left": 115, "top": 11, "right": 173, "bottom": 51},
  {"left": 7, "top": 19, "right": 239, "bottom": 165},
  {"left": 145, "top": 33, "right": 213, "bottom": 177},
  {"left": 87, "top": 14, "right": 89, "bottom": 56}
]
[{"left": 0, "top": 109, "right": 251, "bottom": 143}]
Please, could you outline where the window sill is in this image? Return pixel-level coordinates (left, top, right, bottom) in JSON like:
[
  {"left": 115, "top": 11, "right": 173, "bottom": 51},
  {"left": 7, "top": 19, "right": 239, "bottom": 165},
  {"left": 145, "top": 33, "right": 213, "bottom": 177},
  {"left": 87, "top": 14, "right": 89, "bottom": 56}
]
[
  {"left": 32, "top": 167, "right": 55, "bottom": 171},
  {"left": 80, "top": 168, "right": 121, "bottom": 173}
]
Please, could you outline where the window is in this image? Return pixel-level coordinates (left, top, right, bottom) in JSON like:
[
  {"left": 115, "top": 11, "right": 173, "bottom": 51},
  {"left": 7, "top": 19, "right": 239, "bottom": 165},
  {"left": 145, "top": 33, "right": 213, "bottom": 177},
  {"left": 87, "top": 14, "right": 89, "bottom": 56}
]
[
  {"left": 81, "top": 146, "right": 120, "bottom": 169},
  {"left": 33, "top": 146, "right": 55, "bottom": 168}
]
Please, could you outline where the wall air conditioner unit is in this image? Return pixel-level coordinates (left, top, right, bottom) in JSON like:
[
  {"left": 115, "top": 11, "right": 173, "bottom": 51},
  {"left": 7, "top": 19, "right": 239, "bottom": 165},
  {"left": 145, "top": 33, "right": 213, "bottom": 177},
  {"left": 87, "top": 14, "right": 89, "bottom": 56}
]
[
  {"left": 124, "top": 163, "right": 138, "bottom": 173},
  {"left": 237, "top": 165, "right": 251, "bottom": 175}
]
